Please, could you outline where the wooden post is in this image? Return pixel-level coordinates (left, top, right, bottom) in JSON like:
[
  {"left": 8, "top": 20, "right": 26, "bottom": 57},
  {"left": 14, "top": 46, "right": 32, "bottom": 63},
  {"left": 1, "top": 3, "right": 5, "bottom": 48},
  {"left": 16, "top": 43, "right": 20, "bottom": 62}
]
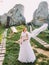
[{"left": 6, "top": 16, "right": 10, "bottom": 28}]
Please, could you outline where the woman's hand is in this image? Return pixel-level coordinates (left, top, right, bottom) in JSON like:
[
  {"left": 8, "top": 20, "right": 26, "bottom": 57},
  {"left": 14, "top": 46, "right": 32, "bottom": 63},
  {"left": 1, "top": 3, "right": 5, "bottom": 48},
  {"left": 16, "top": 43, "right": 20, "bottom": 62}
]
[
  {"left": 15, "top": 40, "right": 20, "bottom": 43},
  {"left": 23, "top": 37, "right": 28, "bottom": 41}
]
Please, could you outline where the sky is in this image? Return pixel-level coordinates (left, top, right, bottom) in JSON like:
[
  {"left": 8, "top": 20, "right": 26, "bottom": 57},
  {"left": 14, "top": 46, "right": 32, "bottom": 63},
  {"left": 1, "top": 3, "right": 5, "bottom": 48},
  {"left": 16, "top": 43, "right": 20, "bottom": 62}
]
[{"left": 0, "top": 0, "right": 49, "bottom": 22}]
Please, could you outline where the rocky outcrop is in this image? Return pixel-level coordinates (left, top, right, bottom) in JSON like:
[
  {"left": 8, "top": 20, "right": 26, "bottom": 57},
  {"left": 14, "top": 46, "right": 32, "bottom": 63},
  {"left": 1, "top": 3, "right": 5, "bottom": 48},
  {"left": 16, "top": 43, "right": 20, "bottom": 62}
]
[
  {"left": 46, "top": 14, "right": 49, "bottom": 29},
  {"left": 1, "top": 14, "right": 7, "bottom": 25},
  {"left": 0, "top": 4, "right": 26, "bottom": 27},
  {"left": 33, "top": 1, "right": 48, "bottom": 26}
]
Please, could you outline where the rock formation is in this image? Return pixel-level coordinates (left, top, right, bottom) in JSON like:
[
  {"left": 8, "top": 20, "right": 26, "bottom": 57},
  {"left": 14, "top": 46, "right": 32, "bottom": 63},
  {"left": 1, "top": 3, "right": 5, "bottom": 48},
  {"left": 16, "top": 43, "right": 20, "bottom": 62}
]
[
  {"left": 0, "top": 4, "right": 26, "bottom": 27},
  {"left": 33, "top": 1, "right": 48, "bottom": 26}
]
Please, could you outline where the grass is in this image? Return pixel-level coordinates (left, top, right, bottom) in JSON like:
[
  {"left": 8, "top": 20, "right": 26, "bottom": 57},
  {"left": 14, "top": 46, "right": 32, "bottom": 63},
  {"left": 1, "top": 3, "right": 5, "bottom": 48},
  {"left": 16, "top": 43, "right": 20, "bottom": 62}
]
[
  {"left": 38, "top": 32, "right": 49, "bottom": 44},
  {"left": 0, "top": 25, "right": 5, "bottom": 43},
  {"left": 0, "top": 25, "right": 5, "bottom": 34},
  {"left": 0, "top": 34, "right": 2, "bottom": 43},
  {"left": 3, "top": 25, "right": 49, "bottom": 65},
  {"left": 36, "top": 54, "right": 48, "bottom": 59},
  {"left": 30, "top": 38, "right": 49, "bottom": 51},
  {"left": 16, "top": 25, "right": 26, "bottom": 32},
  {"left": 31, "top": 25, "right": 49, "bottom": 44}
]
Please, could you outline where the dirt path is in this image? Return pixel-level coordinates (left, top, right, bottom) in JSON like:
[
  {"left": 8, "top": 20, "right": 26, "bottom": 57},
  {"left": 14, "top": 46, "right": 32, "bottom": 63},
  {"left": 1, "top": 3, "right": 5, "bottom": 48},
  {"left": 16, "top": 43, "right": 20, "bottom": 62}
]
[
  {"left": 31, "top": 37, "right": 49, "bottom": 57},
  {"left": 32, "top": 47, "right": 49, "bottom": 57}
]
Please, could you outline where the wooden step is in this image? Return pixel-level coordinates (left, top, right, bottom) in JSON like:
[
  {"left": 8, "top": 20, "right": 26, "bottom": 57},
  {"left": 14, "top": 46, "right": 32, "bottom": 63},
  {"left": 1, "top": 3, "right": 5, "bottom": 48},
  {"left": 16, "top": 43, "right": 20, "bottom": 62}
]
[
  {"left": 0, "top": 54, "right": 5, "bottom": 57},
  {"left": 0, "top": 56, "right": 4, "bottom": 61},
  {"left": 0, "top": 61, "right": 3, "bottom": 65},
  {"left": 0, "top": 50, "right": 6, "bottom": 54}
]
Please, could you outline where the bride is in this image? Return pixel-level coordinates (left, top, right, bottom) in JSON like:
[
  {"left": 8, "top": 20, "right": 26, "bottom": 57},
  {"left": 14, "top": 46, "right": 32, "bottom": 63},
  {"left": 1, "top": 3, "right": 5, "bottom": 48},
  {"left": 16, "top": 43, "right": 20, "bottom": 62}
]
[{"left": 16, "top": 23, "right": 48, "bottom": 63}]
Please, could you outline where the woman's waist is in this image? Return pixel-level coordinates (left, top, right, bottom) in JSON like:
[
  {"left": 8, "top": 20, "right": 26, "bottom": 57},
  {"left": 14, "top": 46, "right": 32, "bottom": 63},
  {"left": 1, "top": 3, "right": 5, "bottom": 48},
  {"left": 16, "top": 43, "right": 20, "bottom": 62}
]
[{"left": 23, "top": 40, "right": 30, "bottom": 43}]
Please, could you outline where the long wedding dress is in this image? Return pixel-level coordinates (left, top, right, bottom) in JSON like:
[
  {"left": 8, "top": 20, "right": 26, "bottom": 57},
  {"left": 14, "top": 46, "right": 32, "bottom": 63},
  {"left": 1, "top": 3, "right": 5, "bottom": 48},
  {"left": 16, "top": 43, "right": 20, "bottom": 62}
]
[{"left": 18, "top": 23, "right": 48, "bottom": 63}]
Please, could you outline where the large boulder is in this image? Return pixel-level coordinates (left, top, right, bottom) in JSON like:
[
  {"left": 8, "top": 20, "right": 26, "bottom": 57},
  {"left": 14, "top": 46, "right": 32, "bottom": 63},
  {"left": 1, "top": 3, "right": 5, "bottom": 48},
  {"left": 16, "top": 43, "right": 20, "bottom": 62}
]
[
  {"left": 33, "top": 1, "right": 48, "bottom": 26},
  {"left": 1, "top": 14, "right": 7, "bottom": 25},
  {"left": 0, "top": 4, "right": 26, "bottom": 27}
]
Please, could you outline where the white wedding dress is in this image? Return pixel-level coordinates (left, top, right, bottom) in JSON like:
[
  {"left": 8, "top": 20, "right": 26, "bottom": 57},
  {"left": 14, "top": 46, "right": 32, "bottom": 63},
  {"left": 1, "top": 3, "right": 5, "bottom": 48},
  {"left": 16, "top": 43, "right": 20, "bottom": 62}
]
[{"left": 18, "top": 23, "right": 48, "bottom": 63}]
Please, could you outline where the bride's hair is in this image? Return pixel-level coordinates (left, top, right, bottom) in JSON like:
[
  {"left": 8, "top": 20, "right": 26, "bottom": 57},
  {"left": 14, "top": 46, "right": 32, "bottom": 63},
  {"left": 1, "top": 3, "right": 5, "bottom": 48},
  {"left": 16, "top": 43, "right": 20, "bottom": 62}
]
[{"left": 23, "top": 27, "right": 27, "bottom": 32}]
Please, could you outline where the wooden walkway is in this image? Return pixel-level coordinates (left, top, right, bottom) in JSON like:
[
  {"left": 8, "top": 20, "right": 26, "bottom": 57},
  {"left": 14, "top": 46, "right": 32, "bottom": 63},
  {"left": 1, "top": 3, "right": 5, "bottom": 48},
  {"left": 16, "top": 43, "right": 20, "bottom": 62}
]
[
  {"left": 33, "top": 37, "right": 49, "bottom": 48},
  {"left": 0, "top": 29, "right": 8, "bottom": 65}
]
